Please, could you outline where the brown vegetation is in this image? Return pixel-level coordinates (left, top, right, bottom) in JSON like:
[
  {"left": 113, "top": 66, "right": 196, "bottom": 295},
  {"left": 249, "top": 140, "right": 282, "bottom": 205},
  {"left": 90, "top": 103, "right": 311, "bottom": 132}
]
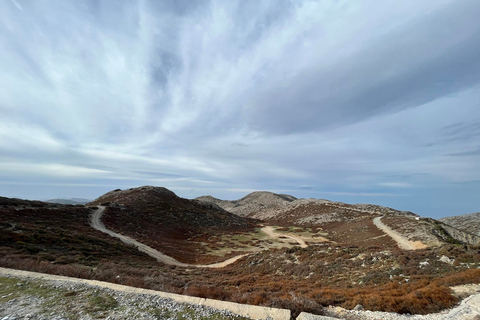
[
  {"left": 89, "top": 187, "right": 259, "bottom": 264},
  {"left": 1, "top": 195, "right": 480, "bottom": 318}
]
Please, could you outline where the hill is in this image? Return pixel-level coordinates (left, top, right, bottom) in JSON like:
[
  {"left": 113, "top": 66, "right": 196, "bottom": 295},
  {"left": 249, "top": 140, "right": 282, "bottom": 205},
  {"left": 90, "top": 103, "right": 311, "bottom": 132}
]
[
  {"left": 46, "top": 198, "right": 91, "bottom": 205},
  {"left": 440, "top": 212, "right": 480, "bottom": 237},
  {"left": 2, "top": 190, "right": 480, "bottom": 317},
  {"left": 88, "top": 186, "right": 258, "bottom": 264},
  {"left": 196, "top": 191, "right": 297, "bottom": 217},
  {"left": 0, "top": 196, "right": 51, "bottom": 207},
  {"left": 196, "top": 193, "right": 450, "bottom": 248}
]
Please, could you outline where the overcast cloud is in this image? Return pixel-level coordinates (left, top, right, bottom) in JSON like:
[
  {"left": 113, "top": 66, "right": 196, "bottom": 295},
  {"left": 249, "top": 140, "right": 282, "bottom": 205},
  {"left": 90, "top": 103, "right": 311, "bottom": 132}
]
[{"left": 1, "top": 0, "right": 480, "bottom": 218}]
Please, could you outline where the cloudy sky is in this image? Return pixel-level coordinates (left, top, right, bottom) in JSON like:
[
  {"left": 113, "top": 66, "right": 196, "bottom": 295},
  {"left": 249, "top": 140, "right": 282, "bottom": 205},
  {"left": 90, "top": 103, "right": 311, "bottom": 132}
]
[{"left": 1, "top": 0, "right": 480, "bottom": 218}]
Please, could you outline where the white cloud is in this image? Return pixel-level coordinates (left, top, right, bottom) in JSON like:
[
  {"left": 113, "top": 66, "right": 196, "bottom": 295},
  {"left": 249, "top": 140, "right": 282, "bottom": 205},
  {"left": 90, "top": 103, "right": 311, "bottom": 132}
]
[{"left": 0, "top": 0, "right": 479, "bottom": 217}]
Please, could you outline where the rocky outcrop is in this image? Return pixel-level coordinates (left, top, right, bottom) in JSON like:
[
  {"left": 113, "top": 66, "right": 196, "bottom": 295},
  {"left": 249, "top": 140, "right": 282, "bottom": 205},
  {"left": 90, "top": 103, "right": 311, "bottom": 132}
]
[
  {"left": 440, "top": 212, "right": 480, "bottom": 236},
  {"left": 196, "top": 191, "right": 297, "bottom": 217},
  {"left": 438, "top": 212, "right": 480, "bottom": 245},
  {"left": 440, "top": 223, "right": 480, "bottom": 246}
]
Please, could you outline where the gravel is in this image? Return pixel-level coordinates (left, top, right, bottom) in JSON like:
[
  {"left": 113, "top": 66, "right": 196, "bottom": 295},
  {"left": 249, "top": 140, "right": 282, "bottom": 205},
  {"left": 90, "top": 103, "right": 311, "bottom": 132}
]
[{"left": 0, "top": 276, "right": 248, "bottom": 320}]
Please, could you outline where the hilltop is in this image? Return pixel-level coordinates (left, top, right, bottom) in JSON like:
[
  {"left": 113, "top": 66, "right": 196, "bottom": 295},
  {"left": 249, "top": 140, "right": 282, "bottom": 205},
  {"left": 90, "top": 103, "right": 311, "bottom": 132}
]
[{"left": 196, "top": 191, "right": 297, "bottom": 217}]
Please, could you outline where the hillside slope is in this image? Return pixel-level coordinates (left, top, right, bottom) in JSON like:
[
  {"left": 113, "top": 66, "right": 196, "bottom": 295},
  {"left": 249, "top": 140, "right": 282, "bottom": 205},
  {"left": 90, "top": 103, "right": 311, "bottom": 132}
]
[
  {"left": 3, "top": 193, "right": 480, "bottom": 316},
  {"left": 197, "top": 193, "right": 452, "bottom": 249},
  {"left": 195, "top": 191, "right": 297, "bottom": 217},
  {"left": 440, "top": 212, "right": 480, "bottom": 236},
  {"left": 89, "top": 186, "right": 258, "bottom": 264}
]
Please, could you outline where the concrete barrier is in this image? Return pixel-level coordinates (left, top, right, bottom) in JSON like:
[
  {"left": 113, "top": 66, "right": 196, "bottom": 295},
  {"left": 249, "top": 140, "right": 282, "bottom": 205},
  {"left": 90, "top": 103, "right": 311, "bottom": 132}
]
[
  {"left": 0, "top": 267, "right": 290, "bottom": 320},
  {"left": 296, "top": 312, "right": 339, "bottom": 320}
]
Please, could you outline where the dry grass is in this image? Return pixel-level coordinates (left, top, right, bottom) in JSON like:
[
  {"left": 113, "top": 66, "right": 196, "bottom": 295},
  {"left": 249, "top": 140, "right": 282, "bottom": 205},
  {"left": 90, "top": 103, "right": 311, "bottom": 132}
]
[{"left": 2, "top": 202, "right": 480, "bottom": 317}]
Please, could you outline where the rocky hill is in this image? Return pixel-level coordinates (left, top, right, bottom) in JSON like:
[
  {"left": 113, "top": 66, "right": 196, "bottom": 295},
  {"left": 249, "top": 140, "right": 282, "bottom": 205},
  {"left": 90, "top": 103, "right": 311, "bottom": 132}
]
[
  {"left": 196, "top": 193, "right": 452, "bottom": 248},
  {"left": 196, "top": 192, "right": 415, "bottom": 223},
  {"left": 195, "top": 191, "right": 297, "bottom": 217},
  {"left": 440, "top": 212, "right": 480, "bottom": 237}
]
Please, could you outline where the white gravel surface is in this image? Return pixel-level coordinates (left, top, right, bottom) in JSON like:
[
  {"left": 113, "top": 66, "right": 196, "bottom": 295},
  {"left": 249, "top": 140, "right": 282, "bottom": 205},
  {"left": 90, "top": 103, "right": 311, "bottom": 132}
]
[{"left": 0, "top": 273, "right": 248, "bottom": 320}]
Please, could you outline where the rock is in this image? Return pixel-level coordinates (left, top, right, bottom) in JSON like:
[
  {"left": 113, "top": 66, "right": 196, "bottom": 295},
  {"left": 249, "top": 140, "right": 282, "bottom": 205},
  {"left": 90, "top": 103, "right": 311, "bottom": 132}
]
[
  {"left": 439, "top": 255, "right": 455, "bottom": 265},
  {"left": 354, "top": 304, "right": 364, "bottom": 311}
]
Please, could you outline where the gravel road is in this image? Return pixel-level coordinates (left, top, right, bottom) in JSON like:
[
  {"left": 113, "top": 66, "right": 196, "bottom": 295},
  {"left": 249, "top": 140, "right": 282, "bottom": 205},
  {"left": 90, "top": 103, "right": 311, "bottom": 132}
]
[
  {"left": 373, "top": 216, "right": 427, "bottom": 250},
  {"left": 91, "top": 207, "right": 308, "bottom": 268},
  {"left": 90, "top": 206, "right": 247, "bottom": 268}
]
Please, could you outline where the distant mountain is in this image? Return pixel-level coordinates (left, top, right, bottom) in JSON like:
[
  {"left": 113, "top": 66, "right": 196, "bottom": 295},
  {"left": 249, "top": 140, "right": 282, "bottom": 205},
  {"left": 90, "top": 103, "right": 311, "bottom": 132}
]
[
  {"left": 195, "top": 191, "right": 297, "bottom": 217},
  {"left": 0, "top": 196, "right": 48, "bottom": 207},
  {"left": 440, "top": 212, "right": 480, "bottom": 237},
  {"left": 46, "top": 198, "right": 91, "bottom": 205}
]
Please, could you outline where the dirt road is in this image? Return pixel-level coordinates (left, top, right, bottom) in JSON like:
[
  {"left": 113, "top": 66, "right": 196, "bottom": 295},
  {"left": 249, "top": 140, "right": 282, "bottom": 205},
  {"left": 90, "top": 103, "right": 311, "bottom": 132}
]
[
  {"left": 91, "top": 206, "right": 246, "bottom": 268},
  {"left": 373, "top": 216, "right": 426, "bottom": 250},
  {"left": 261, "top": 226, "right": 308, "bottom": 248}
]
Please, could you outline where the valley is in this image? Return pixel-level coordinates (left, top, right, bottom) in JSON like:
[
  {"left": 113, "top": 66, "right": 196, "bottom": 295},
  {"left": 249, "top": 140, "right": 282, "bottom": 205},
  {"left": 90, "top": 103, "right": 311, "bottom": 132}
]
[{"left": 1, "top": 187, "right": 480, "bottom": 318}]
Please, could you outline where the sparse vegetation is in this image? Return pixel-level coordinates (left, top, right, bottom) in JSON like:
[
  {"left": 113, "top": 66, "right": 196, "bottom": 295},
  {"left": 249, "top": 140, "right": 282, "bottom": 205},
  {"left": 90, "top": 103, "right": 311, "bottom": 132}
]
[{"left": 2, "top": 190, "right": 480, "bottom": 317}]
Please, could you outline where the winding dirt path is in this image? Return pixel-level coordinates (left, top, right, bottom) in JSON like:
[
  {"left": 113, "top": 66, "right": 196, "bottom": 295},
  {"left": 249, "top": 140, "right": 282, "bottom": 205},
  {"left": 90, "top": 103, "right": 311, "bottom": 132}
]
[
  {"left": 91, "top": 206, "right": 247, "bottom": 268},
  {"left": 373, "top": 216, "right": 426, "bottom": 250},
  {"left": 261, "top": 226, "right": 308, "bottom": 248}
]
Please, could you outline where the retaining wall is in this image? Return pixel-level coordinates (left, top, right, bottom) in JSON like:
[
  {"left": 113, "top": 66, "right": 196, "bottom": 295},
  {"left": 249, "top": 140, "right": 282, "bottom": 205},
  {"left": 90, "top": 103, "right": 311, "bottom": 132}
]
[{"left": 0, "top": 267, "right": 290, "bottom": 320}]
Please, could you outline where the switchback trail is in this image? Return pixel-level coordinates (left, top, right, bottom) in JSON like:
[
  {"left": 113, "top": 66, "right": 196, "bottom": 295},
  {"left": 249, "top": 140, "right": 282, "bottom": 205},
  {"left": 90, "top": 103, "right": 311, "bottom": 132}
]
[
  {"left": 90, "top": 206, "right": 247, "bottom": 268},
  {"left": 373, "top": 216, "right": 427, "bottom": 250}
]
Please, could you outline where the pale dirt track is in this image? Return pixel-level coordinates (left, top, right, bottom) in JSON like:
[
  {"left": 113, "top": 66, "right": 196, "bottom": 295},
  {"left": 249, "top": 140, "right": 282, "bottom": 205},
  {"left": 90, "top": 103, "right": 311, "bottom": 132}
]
[
  {"left": 91, "top": 206, "right": 249, "bottom": 268},
  {"left": 373, "top": 216, "right": 427, "bottom": 250},
  {"left": 261, "top": 226, "right": 308, "bottom": 248}
]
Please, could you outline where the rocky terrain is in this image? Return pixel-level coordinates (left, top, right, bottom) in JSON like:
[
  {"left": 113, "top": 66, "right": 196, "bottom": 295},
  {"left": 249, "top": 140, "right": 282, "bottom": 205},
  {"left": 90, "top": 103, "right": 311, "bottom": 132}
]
[
  {"left": 197, "top": 192, "right": 415, "bottom": 224},
  {"left": 2, "top": 268, "right": 480, "bottom": 320},
  {"left": 196, "top": 191, "right": 297, "bottom": 217},
  {"left": 2, "top": 187, "right": 480, "bottom": 317},
  {"left": 441, "top": 212, "right": 480, "bottom": 237},
  {"left": 197, "top": 192, "right": 448, "bottom": 250},
  {"left": 0, "top": 273, "right": 248, "bottom": 320}
]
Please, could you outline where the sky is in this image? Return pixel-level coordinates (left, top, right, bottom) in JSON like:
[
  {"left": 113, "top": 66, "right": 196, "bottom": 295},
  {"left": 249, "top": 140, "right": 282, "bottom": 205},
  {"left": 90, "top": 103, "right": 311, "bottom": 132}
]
[{"left": 1, "top": 0, "right": 480, "bottom": 218}]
